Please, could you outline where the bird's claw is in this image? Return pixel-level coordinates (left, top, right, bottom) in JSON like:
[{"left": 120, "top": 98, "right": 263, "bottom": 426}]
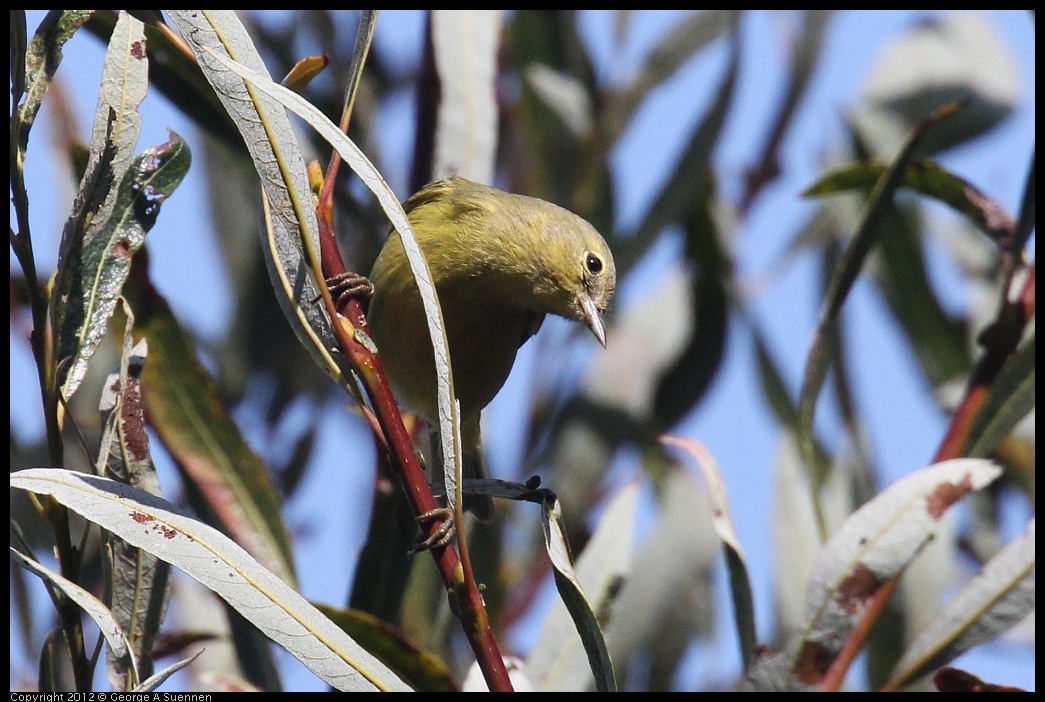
[
  {"left": 326, "top": 272, "right": 374, "bottom": 309},
  {"left": 408, "top": 506, "right": 455, "bottom": 554}
]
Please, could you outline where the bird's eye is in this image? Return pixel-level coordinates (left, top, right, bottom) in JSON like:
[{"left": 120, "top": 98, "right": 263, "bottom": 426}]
[{"left": 585, "top": 252, "right": 603, "bottom": 275}]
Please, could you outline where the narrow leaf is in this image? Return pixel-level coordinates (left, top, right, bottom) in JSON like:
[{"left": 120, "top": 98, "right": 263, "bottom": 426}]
[
  {"left": 804, "top": 159, "right": 1019, "bottom": 253},
  {"left": 166, "top": 10, "right": 354, "bottom": 394},
  {"left": 431, "top": 10, "right": 501, "bottom": 183},
  {"left": 314, "top": 603, "right": 457, "bottom": 692},
  {"left": 99, "top": 309, "right": 172, "bottom": 688},
  {"left": 541, "top": 492, "right": 617, "bottom": 692},
  {"left": 17, "top": 10, "right": 94, "bottom": 153},
  {"left": 11, "top": 547, "right": 135, "bottom": 677},
  {"left": 126, "top": 276, "right": 297, "bottom": 587},
  {"left": 661, "top": 436, "right": 758, "bottom": 668},
  {"left": 52, "top": 11, "right": 151, "bottom": 401},
  {"left": 786, "top": 458, "right": 1001, "bottom": 688},
  {"left": 600, "top": 467, "right": 719, "bottom": 689},
  {"left": 797, "top": 104, "right": 962, "bottom": 502},
  {"left": 56, "top": 131, "right": 191, "bottom": 399},
  {"left": 870, "top": 201, "right": 970, "bottom": 387},
  {"left": 11, "top": 469, "right": 412, "bottom": 692},
  {"left": 528, "top": 483, "right": 636, "bottom": 690},
  {"left": 963, "top": 336, "right": 1035, "bottom": 458},
  {"left": 887, "top": 519, "right": 1035, "bottom": 689},
  {"left": 192, "top": 39, "right": 463, "bottom": 521},
  {"left": 623, "top": 31, "right": 739, "bottom": 272},
  {"left": 90, "top": 11, "right": 149, "bottom": 194}
]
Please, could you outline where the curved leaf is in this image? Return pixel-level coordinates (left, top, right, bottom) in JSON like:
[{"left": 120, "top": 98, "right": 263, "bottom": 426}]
[
  {"left": 797, "top": 104, "right": 962, "bottom": 516},
  {"left": 190, "top": 37, "right": 464, "bottom": 515},
  {"left": 11, "top": 546, "right": 135, "bottom": 679},
  {"left": 11, "top": 469, "right": 412, "bottom": 692},
  {"left": 539, "top": 490, "right": 618, "bottom": 692},
  {"left": 886, "top": 519, "right": 1035, "bottom": 689},
  {"left": 661, "top": 436, "right": 757, "bottom": 668},
  {"left": 99, "top": 314, "right": 171, "bottom": 688},
  {"left": 126, "top": 277, "right": 298, "bottom": 587},
  {"left": 804, "top": 159, "right": 1018, "bottom": 252},
  {"left": 787, "top": 458, "right": 1001, "bottom": 688},
  {"left": 528, "top": 483, "right": 636, "bottom": 691},
  {"left": 166, "top": 10, "right": 356, "bottom": 397},
  {"left": 16, "top": 10, "right": 94, "bottom": 152},
  {"left": 56, "top": 131, "right": 191, "bottom": 399}
]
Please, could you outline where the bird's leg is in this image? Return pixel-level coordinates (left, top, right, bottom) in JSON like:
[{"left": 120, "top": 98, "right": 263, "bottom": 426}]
[
  {"left": 325, "top": 272, "right": 374, "bottom": 310},
  {"left": 408, "top": 506, "right": 455, "bottom": 554}
]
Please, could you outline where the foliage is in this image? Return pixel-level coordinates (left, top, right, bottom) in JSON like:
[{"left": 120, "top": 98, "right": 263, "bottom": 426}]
[{"left": 10, "top": 10, "right": 1034, "bottom": 692}]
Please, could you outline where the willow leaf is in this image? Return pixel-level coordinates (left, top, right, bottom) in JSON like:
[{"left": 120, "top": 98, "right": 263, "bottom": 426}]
[{"left": 11, "top": 469, "right": 412, "bottom": 692}]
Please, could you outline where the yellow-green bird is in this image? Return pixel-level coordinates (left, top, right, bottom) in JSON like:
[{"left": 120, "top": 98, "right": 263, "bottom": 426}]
[{"left": 367, "top": 176, "right": 616, "bottom": 520}]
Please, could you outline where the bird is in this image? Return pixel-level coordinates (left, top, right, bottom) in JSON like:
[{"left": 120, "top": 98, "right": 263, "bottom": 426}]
[{"left": 366, "top": 176, "right": 616, "bottom": 520}]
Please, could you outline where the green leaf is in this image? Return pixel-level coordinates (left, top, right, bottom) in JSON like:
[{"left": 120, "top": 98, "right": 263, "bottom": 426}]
[
  {"left": 797, "top": 104, "right": 962, "bottom": 519},
  {"left": 661, "top": 436, "right": 757, "bottom": 668},
  {"left": 787, "top": 458, "right": 1000, "bottom": 690},
  {"left": 623, "top": 30, "right": 739, "bottom": 272},
  {"left": 528, "top": 484, "right": 635, "bottom": 691},
  {"left": 177, "top": 20, "right": 465, "bottom": 513},
  {"left": 99, "top": 304, "right": 171, "bottom": 688},
  {"left": 804, "top": 159, "right": 1018, "bottom": 252},
  {"left": 964, "top": 335, "right": 1035, "bottom": 459},
  {"left": 11, "top": 469, "right": 412, "bottom": 692},
  {"left": 55, "top": 131, "right": 191, "bottom": 400},
  {"left": 652, "top": 193, "right": 729, "bottom": 428},
  {"left": 886, "top": 519, "right": 1035, "bottom": 690},
  {"left": 165, "top": 10, "right": 357, "bottom": 399},
  {"left": 314, "top": 604, "right": 457, "bottom": 692},
  {"left": 125, "top": 272, "right": 298, "bottom": 588},
  {"left": 539, "top": 491, "right": 618, "bottom": 691},
  {"left": 17, "top": 10, "right": 94, "bottom": 155},
  {"left": 871, "top": 202, "right": 971, "bottom": 387}
]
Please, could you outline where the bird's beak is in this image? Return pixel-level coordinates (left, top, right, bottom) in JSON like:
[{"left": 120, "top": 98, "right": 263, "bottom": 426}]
[{"left": 578, "top": 293, "right": 607, "bottom": 348}]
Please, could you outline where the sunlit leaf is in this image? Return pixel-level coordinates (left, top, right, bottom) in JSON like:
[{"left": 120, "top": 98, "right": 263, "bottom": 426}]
[
  {"left": 125, "top": 273, "right": 297, "bottom": 587},
  {"left": 281, "top": 53, "right": 330, "bottom": 92},
  {"left": 886, "top": 519, "right": 1034, "bottom": 690},
  {"left": 11, "top": 469, "right": 412, "bottom": 692},
  {"left": 56, "top": 131, "right": 191, "bottom": 399},
  {"left": 166, "top": 10, "right": 356, "bottom": 397},
  {"left": 786, "top": 458, "right": 1000, "bottom": 689},
  {"left": 181, "top": 28, "right": 464, "bottom": 518}
]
